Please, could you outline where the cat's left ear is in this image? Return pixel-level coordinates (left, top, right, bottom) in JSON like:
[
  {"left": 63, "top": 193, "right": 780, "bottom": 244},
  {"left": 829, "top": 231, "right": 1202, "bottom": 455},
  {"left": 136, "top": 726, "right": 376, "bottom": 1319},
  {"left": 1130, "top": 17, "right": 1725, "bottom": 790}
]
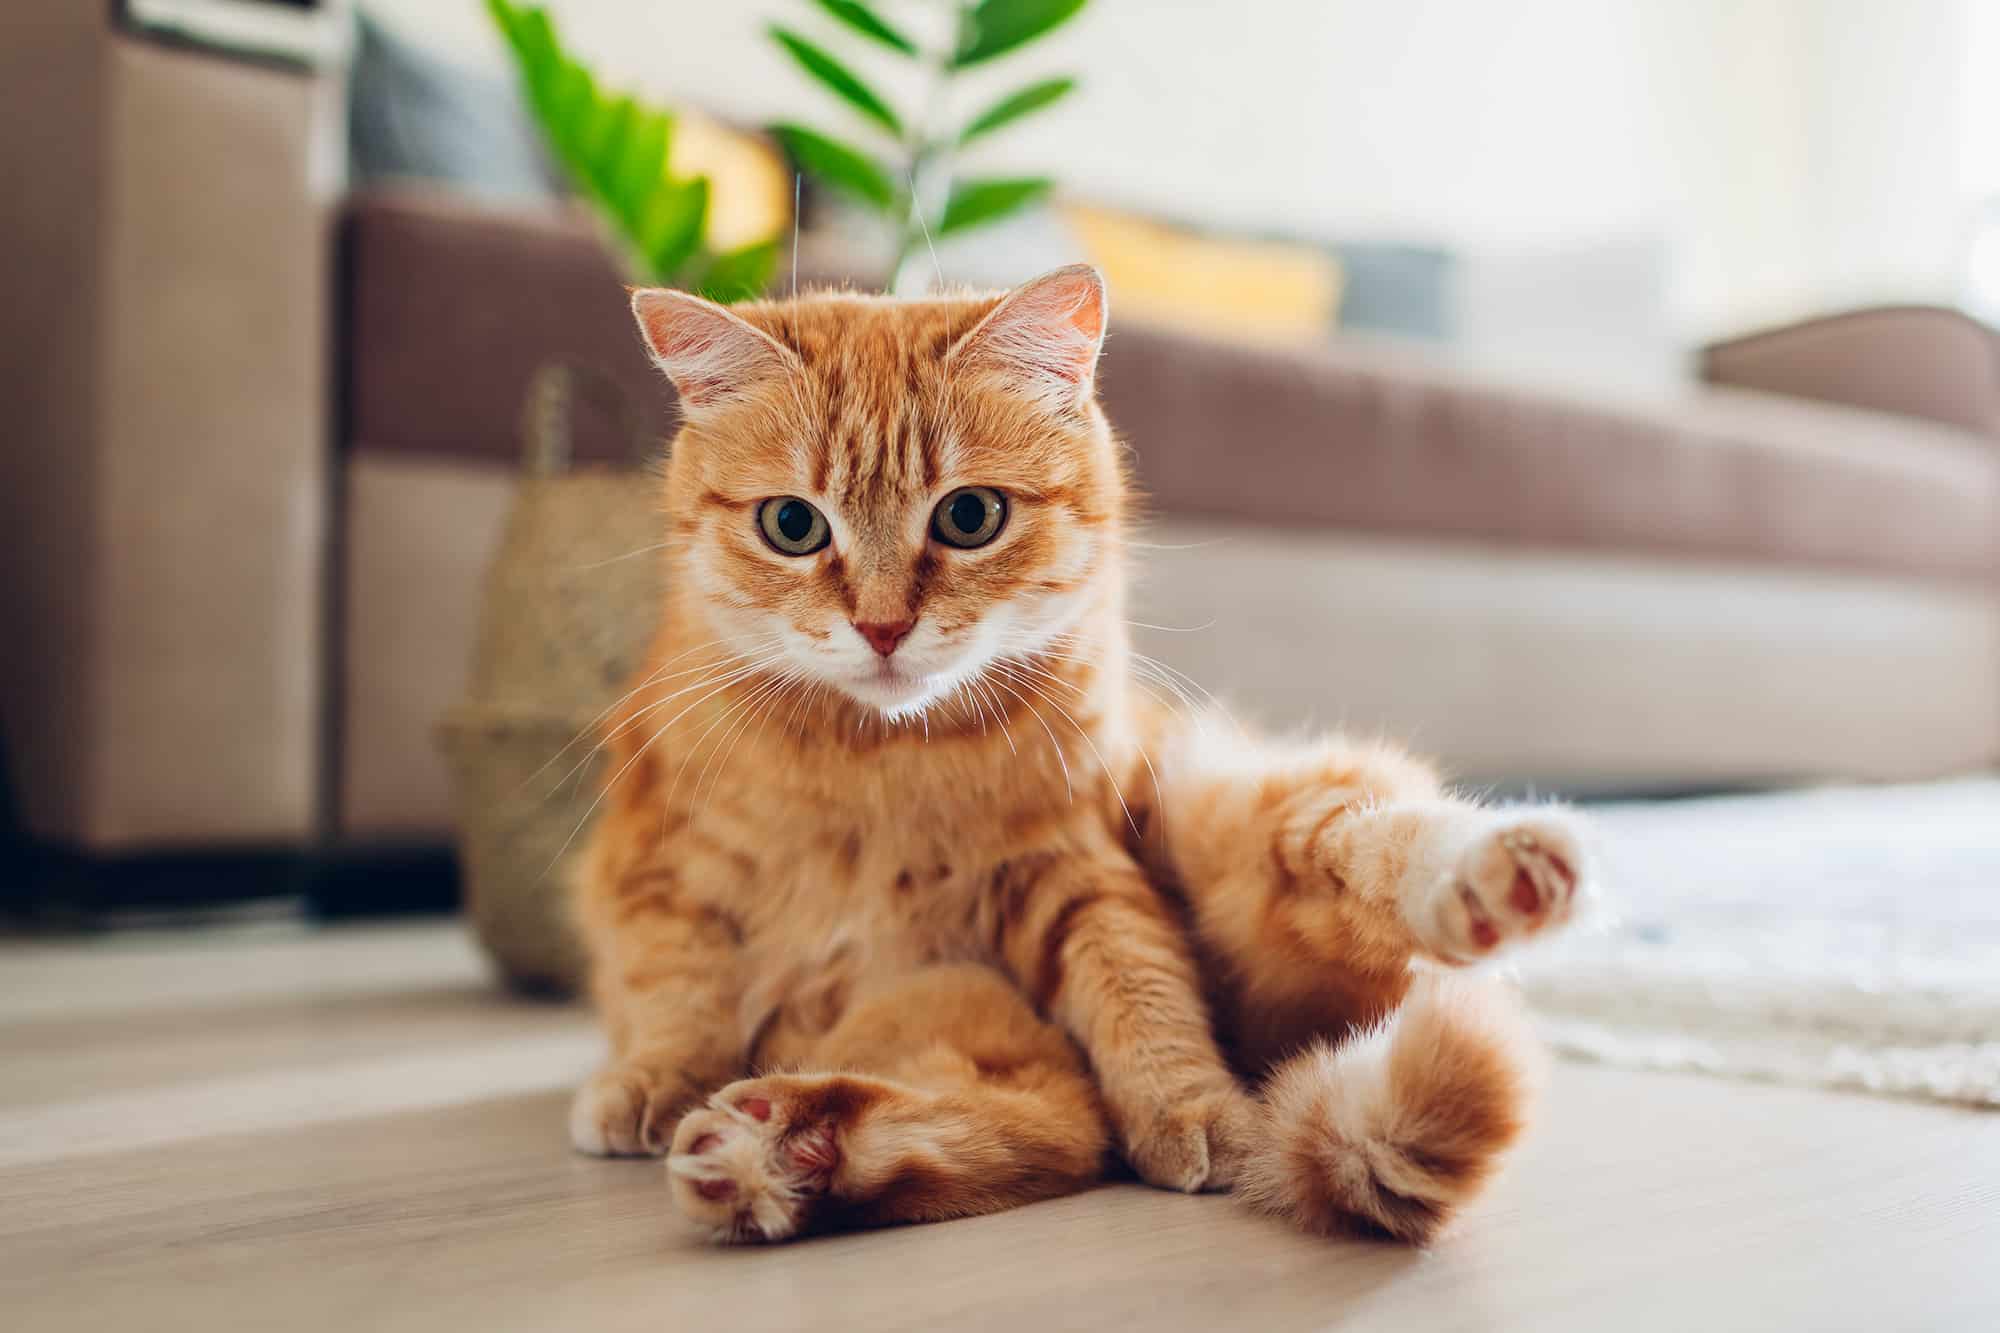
[
  {"left": 949, "top": 264, "right": 1107, "bottom": 408},
  {"left": 630, "top": 288, "right": 800, "bottom": 414}
]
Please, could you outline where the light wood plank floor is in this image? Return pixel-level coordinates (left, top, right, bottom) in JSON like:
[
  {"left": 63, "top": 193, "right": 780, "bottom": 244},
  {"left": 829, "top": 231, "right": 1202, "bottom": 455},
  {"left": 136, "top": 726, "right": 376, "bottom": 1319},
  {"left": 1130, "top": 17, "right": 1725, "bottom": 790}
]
[{"left": 3, "top": 922, "right": 1996, "bottom": 1332}]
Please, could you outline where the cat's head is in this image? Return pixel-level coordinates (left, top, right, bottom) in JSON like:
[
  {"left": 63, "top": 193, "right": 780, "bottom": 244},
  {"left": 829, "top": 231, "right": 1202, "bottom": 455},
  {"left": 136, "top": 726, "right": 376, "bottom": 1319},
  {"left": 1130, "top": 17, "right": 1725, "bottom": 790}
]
[{"left": 631, "top": 266, "right": 1122, "bottom": 718}]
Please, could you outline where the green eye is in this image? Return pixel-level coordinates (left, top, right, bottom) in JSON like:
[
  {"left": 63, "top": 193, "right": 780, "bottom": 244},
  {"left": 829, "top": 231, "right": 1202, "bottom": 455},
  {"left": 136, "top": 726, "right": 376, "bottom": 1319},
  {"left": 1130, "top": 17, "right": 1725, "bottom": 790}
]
[
  {"left": 758, "top": 497, "right": 830, "bottom": 556},
  {"left": 932, "top": 486, "right": 1007, "bottom": 549}
]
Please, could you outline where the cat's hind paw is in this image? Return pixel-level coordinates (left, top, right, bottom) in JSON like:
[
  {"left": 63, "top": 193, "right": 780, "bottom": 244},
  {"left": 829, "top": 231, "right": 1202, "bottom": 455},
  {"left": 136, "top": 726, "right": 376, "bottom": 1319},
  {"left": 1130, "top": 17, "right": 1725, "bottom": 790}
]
[
  {"left": 1408, "top": 810, "right": 1591, "bottom": 963},
  {"left": 666, "top": 1076, "right": 844, "bottom": 1243}
]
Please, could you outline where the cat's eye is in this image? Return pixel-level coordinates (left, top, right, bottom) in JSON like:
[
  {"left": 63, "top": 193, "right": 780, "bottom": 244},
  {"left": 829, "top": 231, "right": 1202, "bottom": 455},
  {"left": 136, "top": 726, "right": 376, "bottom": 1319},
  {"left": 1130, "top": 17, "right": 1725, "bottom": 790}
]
[
  {"left": 931, "top": 486, "right": 1007, "bottom": 549},
  {"left": 757, "top": 497, "right": 830, "bottom": 556}
]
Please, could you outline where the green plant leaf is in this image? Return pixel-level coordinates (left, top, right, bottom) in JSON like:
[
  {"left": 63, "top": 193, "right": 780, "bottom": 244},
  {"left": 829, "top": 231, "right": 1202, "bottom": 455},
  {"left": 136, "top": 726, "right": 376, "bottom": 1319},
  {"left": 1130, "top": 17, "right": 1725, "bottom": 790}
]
[
  {"left": 809, "top": 0, "right": 917, "bottom": 55},
  {"left": 769, "top": 26, "right": 903, "bottom": 136},
  {"left": 488, "top": 1, "right": 783, "bottom": 301},
  {"left": 486, "top": 0, "right": 527, "bottom": 55},
  {"left": 582, "top": 95, "right": 637, "bottom": 200},
  {"left": 771, "top": 124, "right": 898, "bottom": 210},
  {"left": 489, "top": 2, "right": 557, "bottom": 106},
  {"left": 513, "top": 17, "right": 564, "bottom": 125},
  {"left": 954, "top": 0, "right": 1087, "bottom": 68},
  {"left": 699, "top": 239, "right": 781, "bottom": 303},
  {"left": 937, "top": 176, "right": 1053, "bottom": 234},
  {"left": 636, "top": 177, "right": 709, "bottom": 282},
  {"left": 959, "top": 76, "right": 1076, "bottom": 144},
  {"left": 608, "top": 110, "right": 672, "bottom": 227},
  {"left": 545, "top": 60, "right": 597, "bottom": 162}
]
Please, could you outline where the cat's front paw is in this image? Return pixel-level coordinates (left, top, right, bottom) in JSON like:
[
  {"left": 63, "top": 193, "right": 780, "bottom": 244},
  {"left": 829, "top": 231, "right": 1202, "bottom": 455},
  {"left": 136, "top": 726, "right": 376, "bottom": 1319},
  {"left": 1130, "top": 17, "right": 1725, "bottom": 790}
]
[
  {"left": 1117, "top": 1084, "right": 1258, "bottom": 1194},
  {"left": 568, "top": 1063, "right": 703, "bottom": 1158},
  {"left": 1407, "top": 811, "right": 1590, "bottom": 963},
  {"left": 666, "top": 1075, "right": 846, "bottom": 1243}
]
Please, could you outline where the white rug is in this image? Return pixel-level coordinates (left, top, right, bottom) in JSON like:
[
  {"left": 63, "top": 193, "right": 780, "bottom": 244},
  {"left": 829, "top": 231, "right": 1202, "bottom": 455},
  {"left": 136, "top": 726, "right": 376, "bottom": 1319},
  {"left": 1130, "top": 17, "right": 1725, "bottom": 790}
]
[{"left": 1514, "top": 778, "right": 2000, "bottom": 1108}]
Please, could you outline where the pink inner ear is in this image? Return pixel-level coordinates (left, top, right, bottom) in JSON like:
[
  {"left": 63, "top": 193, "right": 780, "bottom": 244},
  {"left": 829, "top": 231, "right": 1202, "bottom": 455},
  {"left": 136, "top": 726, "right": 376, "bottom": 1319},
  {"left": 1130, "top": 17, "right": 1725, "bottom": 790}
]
[
  {"left": 631, "top": 289, "right": 786, "bottom": 408},
  {"left": 1015, "top": 269, "right": 1104, "bottom": 383},
  {"left": 962, "top": 265, "right": 1107, "bottom": 391},
  {"left": 639, "top": 317, "right": 726, "bottom": 403},
  {"left": 1044, "top": 271, "right": 1106, "bottom": 350}
]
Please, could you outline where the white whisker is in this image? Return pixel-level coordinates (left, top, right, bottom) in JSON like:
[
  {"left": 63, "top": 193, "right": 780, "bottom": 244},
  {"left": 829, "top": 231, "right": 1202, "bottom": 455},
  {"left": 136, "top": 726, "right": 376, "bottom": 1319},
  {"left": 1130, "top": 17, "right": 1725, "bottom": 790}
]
[
  {"left": 515, "top": 634, "right": 762, "bottom": 795},
  {"left": 1122, "top": 617, "right": 1217, "bottom": 634},
  {"left": 907, "top": 167, "right": 943, "bottom": 294},
  {"left": 545, "top": 647, "right": 793, "bottom": 872},
  {"left": 549, "top": 647, "right": 788, "bottom": 798},
  {"left": 986, "top": 669, "right": 1071, "bottom": 802},
  {"left": 993, "top": 660, "right": 1140, "bottom": 840},
  {"left": 691, "top": 669, "right": 800, "bottom": 820},
  {"left": 570, "top": 540, "right": 672, "bottom": 572},
  {"left": 672, "top": 666, "right": 794, "bottom": 817},
  {"left": 1124, "top": 536, "right": 1232, "bottom": 552},
  {"left": 968, "top": 672, "right": 1016, "bottom": 755}
]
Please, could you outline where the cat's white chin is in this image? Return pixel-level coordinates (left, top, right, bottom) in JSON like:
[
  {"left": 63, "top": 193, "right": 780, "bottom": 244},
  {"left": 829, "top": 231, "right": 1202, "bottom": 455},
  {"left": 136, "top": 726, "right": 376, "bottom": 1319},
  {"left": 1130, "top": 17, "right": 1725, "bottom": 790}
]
[{"left": 837, "top": 661, "right": 952, "bottom": 718}]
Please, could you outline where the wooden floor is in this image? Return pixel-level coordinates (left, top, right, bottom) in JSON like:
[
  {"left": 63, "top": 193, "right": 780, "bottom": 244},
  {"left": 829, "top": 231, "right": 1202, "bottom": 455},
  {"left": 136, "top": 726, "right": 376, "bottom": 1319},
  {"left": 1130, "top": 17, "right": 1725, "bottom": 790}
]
[{"left": 4, "top": 922, "right": 1996, "bottom": 1332}]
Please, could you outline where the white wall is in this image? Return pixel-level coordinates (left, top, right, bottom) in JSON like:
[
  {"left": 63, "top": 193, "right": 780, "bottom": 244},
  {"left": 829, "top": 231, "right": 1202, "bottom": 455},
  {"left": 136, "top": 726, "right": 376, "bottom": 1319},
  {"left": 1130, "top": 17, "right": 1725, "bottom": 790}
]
[
  {"left": 1798, "top": 1, "right": 1971, "bottom": 312},
  {"left": 364, "top": 0, "right": 1976, "bottom": 341}
]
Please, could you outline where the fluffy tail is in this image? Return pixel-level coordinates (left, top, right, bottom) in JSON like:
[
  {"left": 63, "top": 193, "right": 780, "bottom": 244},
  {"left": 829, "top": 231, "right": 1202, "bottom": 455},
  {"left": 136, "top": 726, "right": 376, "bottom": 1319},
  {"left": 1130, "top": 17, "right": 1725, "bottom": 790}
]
[{"left": 1236, "top": 971, "right": 1543, "bottom": 1244}]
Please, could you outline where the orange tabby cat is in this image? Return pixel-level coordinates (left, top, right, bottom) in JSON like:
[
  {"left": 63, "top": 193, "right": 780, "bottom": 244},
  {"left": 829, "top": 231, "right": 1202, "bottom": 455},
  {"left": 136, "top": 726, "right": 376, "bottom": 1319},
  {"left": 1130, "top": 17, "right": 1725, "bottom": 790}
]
[{"left": 567, "top": 266, "right": 1589, "bottom": 1244}]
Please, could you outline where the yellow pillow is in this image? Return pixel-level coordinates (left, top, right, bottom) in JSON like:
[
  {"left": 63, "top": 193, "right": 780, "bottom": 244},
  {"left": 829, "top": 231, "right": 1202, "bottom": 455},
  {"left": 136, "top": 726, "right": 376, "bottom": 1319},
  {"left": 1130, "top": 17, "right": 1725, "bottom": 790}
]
[
  {"left": 1062, "top": 204, "right": 1341, "bottom": 340},
  {"left": 672, "top": 111, "right": 792, "bottom": 255}
]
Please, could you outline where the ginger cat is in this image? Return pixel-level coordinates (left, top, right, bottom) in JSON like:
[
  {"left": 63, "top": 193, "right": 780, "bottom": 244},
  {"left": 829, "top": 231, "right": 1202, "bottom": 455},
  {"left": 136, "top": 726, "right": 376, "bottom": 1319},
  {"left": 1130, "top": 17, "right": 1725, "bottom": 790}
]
[{"left": 567, "top": 266, "right": 1591, "bottom": 1244}]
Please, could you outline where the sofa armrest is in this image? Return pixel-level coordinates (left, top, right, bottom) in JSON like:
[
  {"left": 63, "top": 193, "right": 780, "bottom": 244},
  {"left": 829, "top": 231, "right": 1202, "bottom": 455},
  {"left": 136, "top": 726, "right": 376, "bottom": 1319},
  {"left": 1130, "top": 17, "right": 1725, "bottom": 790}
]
[{"left": 1700, "top": 306, "right": 2000, "bottom": 440}]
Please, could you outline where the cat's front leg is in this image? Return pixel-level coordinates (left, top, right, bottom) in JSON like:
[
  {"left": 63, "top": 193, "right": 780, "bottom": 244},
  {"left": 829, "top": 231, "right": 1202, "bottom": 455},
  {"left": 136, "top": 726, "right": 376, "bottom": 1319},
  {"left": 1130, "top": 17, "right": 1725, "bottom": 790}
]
[
  {"left": 986, "top": 845, "right": 1254, "bottom": 1192},
  {"left": 568, "top": 832, "right": 753, "bottom": 1157}
]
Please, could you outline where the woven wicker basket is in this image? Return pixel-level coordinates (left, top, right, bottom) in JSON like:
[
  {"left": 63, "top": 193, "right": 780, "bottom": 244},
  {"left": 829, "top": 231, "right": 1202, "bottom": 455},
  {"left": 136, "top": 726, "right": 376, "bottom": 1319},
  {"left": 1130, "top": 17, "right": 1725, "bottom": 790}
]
[{"left": 436, "top": 365, "right": 665, "bottom": 993}]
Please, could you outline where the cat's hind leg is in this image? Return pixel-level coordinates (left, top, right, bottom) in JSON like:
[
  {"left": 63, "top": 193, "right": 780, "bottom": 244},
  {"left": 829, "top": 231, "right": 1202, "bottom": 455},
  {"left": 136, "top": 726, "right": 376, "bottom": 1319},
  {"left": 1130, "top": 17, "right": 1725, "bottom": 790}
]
[
  {"left": 665, "top": 964, "right": 1109, "bottom": 1243},
  {"left": 1142, "top": 718, "right": 1581, "bottom": 1242},
  {"left": 1237, "top": 969, "right": 1542, "bottom": 1243},
  {"left": 1145, "top": 719, "right": 1594, "bottom": 1055}
]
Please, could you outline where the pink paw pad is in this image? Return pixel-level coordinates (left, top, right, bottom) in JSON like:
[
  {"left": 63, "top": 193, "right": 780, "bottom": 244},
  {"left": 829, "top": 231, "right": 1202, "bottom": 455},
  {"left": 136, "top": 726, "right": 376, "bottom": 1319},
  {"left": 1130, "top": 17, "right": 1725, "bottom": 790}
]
[
  {"left": 785, "top": 1125, "right": 840, "bottom": 1176},
  {"left": 1508, "top": 867, "right": 1540, "bottom": 915},
  {"left": 1425, "top": 814, "right": 1589, "bottom": 962},
  {"left": 1456, "top": 883, "right": 1501, "bottom": 951},
  {"left": 1499, "top": 830, "right": 1577, "bottom": 922}
]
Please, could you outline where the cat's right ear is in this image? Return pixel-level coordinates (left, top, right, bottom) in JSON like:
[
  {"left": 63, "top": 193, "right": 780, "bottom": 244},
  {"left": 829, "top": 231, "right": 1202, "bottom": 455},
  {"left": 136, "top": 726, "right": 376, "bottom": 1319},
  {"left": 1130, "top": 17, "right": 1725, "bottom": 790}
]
[
  {"left": 630, "top": 289, "right": 799, "bottom": 414},
  {"left": 947, "top": 264, "right": 1107, "bottom": 411}
]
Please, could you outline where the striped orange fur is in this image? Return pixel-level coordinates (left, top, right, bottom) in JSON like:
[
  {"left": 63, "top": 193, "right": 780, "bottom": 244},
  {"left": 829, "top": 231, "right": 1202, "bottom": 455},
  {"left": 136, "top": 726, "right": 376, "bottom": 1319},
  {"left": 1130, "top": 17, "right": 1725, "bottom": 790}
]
[{"left": 568, "top": 266, "right": 1595, "bottom": 1245}]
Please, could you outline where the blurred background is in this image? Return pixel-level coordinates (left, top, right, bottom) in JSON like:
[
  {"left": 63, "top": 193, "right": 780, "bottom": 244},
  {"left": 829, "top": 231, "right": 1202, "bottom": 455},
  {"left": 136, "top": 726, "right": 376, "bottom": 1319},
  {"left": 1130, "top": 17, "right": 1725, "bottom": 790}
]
[
  {"left": 2, "top": 0, "right": 1996, "bottom": 932},
  {"left": 4, "top": 8, "right": 1999, "bottom": 1324}
]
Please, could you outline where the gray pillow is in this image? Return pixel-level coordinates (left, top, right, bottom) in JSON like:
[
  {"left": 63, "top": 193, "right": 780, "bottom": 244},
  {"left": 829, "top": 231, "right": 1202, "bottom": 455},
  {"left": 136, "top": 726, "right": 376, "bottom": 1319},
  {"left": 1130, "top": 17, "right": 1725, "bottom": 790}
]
[{"left": 347, "top": 12, "right": 563, "bottom": 201}]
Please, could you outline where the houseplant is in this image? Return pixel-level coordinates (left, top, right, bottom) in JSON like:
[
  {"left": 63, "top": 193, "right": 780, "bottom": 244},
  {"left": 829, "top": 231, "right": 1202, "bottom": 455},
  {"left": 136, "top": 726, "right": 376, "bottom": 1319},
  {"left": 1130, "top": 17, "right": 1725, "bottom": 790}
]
[
  {"left": 770, "top": 0, "right": 1089, "bottom": 293},
  {"left": 487, "top": 0, "right": 781, "bottom": 301}
]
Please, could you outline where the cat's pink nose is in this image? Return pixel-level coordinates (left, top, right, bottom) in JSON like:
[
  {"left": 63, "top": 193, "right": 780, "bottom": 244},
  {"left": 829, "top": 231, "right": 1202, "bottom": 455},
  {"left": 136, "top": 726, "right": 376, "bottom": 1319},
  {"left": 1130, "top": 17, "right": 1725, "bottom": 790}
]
[{"left": 853, "top": 619, "right": 913, "bottom": 657}]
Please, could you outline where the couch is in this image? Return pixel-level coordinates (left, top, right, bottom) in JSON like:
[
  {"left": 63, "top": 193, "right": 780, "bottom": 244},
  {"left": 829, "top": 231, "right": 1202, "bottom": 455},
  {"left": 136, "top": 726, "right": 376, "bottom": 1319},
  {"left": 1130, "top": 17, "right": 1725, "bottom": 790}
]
[
  {"left": 7, "top": 165, "right": 1999, "bottom": 855},
  {"left": 331, "top": 190, "right": 1999, "bottom": 848}
]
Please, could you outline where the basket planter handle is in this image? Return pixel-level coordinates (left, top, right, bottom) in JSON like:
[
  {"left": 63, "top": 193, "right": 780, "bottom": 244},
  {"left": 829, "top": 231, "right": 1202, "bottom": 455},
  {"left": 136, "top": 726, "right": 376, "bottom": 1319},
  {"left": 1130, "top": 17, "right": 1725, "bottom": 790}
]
[{"left": 519, "top": 361, "right": 658, "bottom": 477}]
